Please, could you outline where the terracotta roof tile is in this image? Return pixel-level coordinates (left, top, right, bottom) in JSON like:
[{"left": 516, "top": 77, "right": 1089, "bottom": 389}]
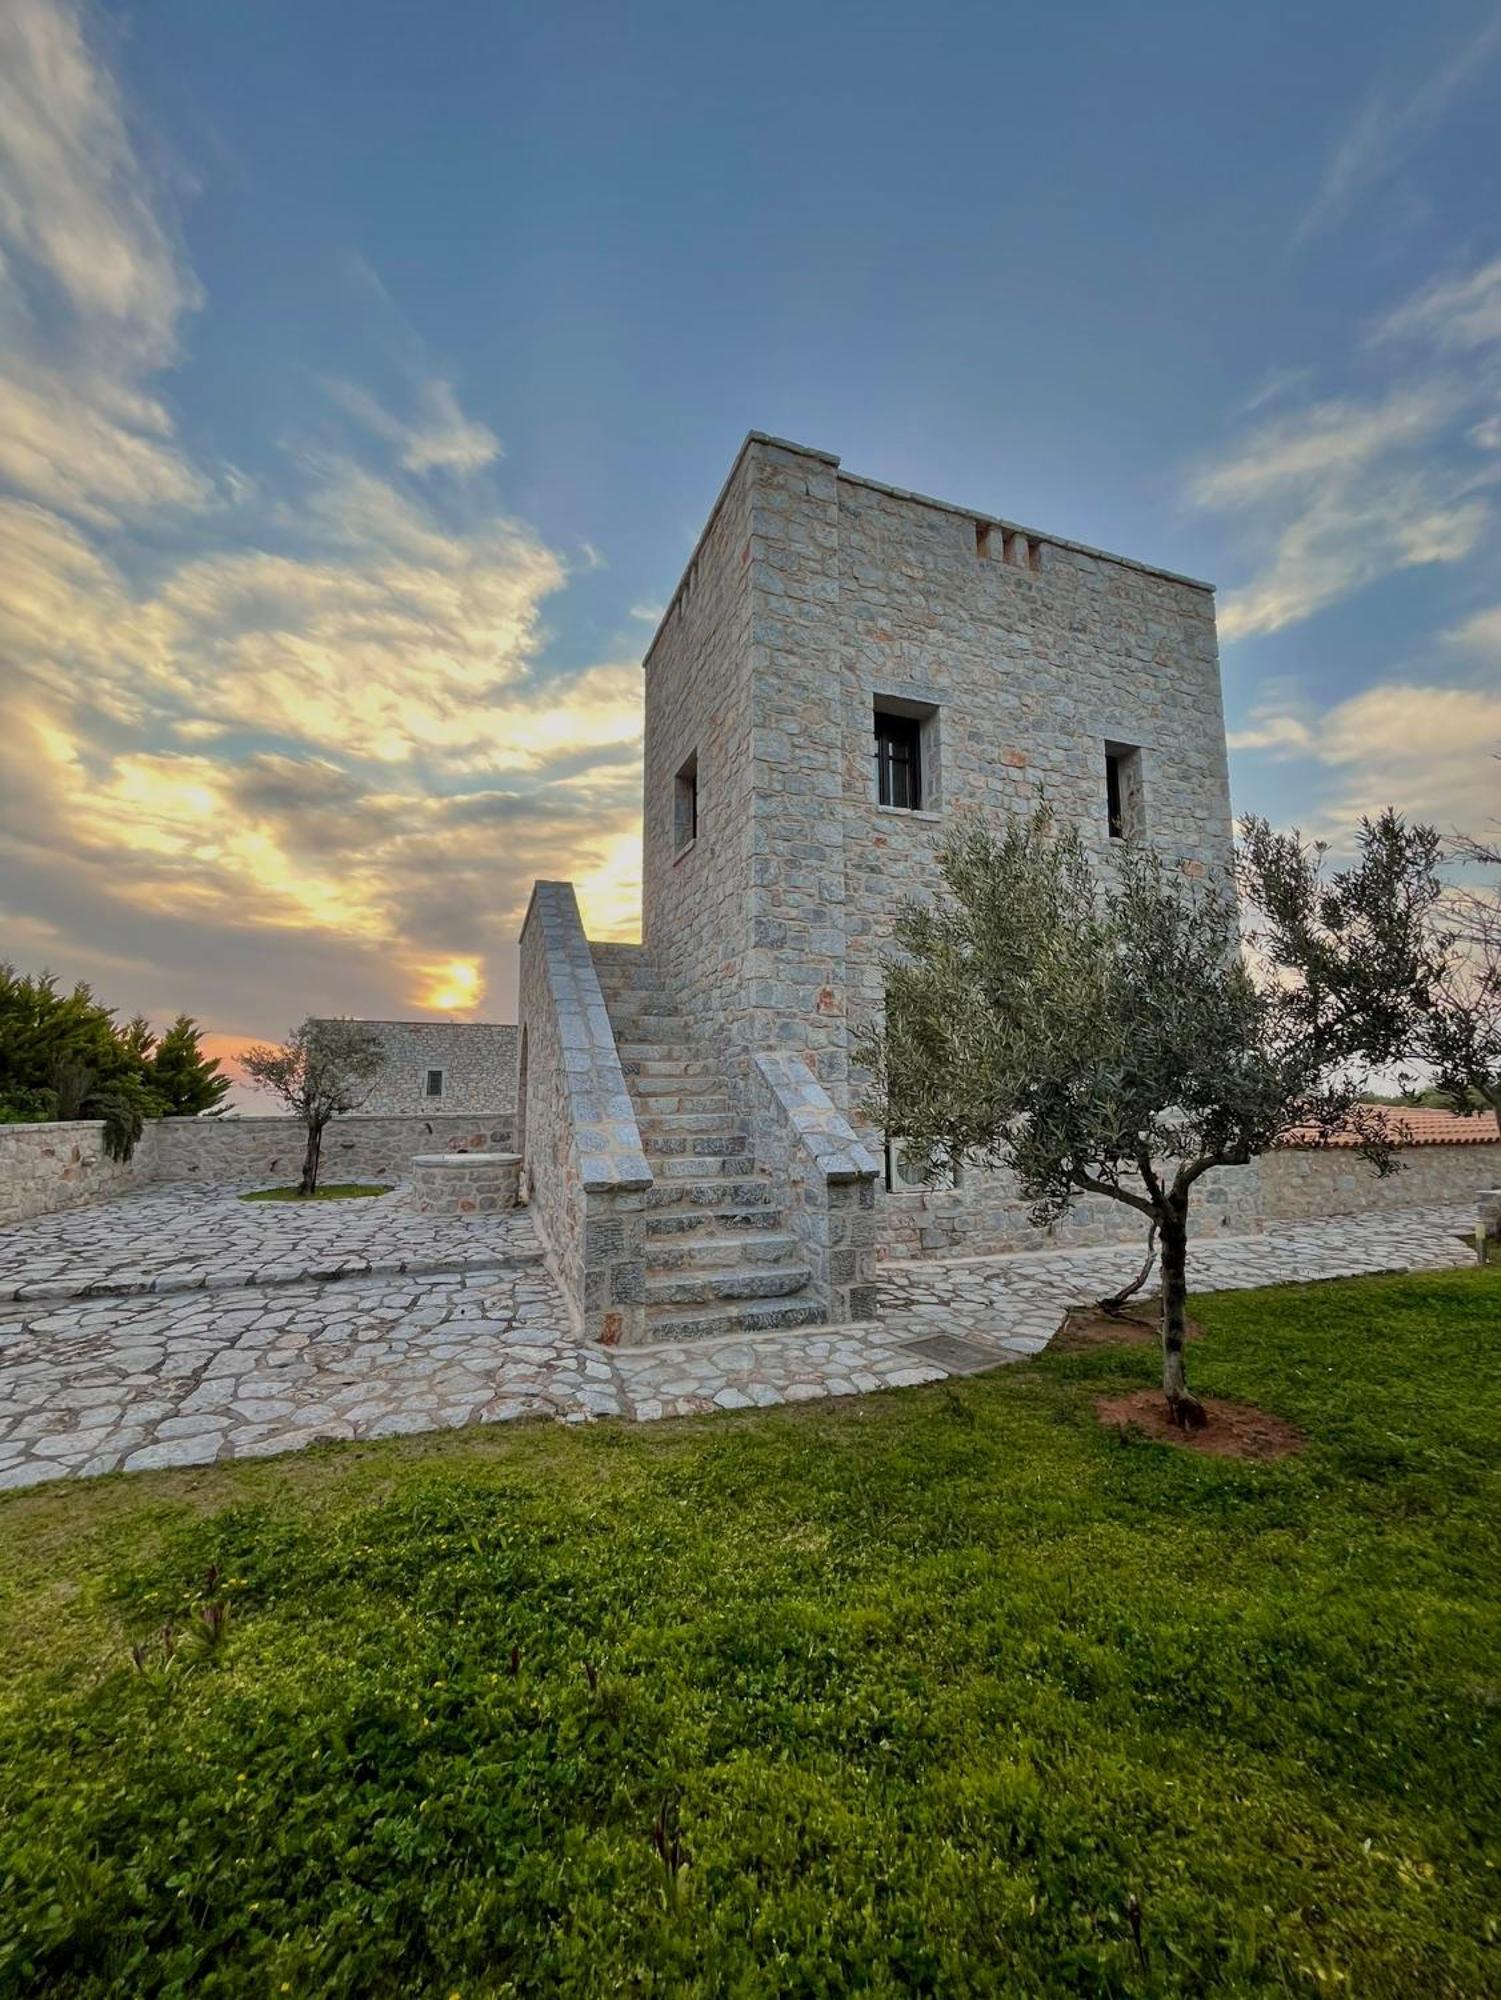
[{"left": 1280, "top": 1108, "right": 1500, "bottom": 1150}]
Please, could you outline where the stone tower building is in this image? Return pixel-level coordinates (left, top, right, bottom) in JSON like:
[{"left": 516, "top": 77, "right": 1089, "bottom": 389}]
[
  {"left": 637, "top": 434, "right": 1243, "bottom": 1252},
  {"left": 519, "top": 434, "right": 1245, "bottom": 1345}
]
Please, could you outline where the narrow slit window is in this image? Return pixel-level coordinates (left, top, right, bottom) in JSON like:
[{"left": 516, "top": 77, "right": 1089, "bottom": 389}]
[
  {"left": 674, "top": 751, "right": 699, "bottom": 852},
  {"left": 874, "top": 710, "right": 923, "bottom": 810},
  {"left": 424, "top": 1067, "right": 445, "bottom": 1099},
  {"left": 1104, "top": 744, "right": 1145, "bottom": 841}
]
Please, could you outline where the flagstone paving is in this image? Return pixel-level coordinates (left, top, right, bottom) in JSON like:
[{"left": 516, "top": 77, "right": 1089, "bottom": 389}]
[
  {"left": 0, "top": 1182, "right": 541, "bottom": 1301},
  {"left": 0, "top": 1193, "right": 1477, "bottom": 1491}
]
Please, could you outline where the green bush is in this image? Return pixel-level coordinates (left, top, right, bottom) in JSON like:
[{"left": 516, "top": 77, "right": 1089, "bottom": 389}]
[{"left": 0, "top": 968, "right": 227, "bottom": 1158}]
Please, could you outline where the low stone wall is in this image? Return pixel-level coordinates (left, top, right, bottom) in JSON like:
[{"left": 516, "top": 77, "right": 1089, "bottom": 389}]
[
  {"left": 518, "top": 881, "right": 653, "bottom": 1345},
  {"left": 0, "top": 1121, "right": 144, "bottom": 1226},
  {"left": 0, "top": 1113, "right": 515, "bottom": 1226},
  {"left": 1258, "top": 1141, "right": 1501, "bottom": 1222},
  {"left": 880, "top": 1157, "right": 1261, "bottom": 1261},
  {"left": 148, "top": 1114, "right": 514, "bottom": 1187},
  {"left": 408, "top": 1152, "right": 521, "bottom": 1216},
  {"left": 750, "top": 1053, "right": 880, "bottom": 1321}
]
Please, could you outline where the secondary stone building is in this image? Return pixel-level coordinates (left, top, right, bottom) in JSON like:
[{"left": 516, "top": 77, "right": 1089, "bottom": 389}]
[
  {"left": 328, "top": 1021, "right": 519, "bottom": 1117},
  {"left": 518, "top": 433, "right": 1245, "bottom": 1344}
]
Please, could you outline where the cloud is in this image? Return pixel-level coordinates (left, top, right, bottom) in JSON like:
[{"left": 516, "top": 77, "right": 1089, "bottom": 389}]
[
  {"left": 1294, "top": 5, "right": 1501, "bottom": 243},
  {"left": 1192, "top": 384, "right": 1490, "bottom": 639},
  {"left": 1374, "top": 251, "right": 1501, "bottom": 355},
  {"left": 325, "top": 375, "right": 502, "bottom": 475},
  {"left": 0, "top": 0, "right": 645, "bottom": 1040},
  {"left": 1192, "top": 245, "right": 1501, "bottom": 640},
  {"left": 0, "top": 0, "right": 195, "bottom": 357},
  {"left": 1229, "top": 681, "right": 1501, "bottom": 836}
]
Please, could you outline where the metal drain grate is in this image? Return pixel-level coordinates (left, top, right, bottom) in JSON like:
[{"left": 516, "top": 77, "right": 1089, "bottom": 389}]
[{"left": 902, "top": 1332, "right": 1000, "bottom": 1376}]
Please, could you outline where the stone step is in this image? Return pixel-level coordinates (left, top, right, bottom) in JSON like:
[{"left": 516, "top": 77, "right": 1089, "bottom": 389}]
[
  {"left": 645, "top": 1203, "right": 789, "bottom": 1237},
  {"left": 653, "top": 1151, "right": 757, "bottom": 1180},
  {"left": 646, "top": 1231, "right": 801, "bottom": 1271},
  {"left": 642, "top": 1297, "right": 827, "bottom": 1343},
  {"left": 632, "top": 1104, "right": 736, "bottom": 1136},
  {"left": 632, "top": 1072, "right": 732, "bottom": 1104},
  {"left": 616, "top": 1042, "right": 698, "bottom": 1063},
  {"left": 641, "top": 1134, "right": 751, "bottom": 1163},
  {"left": 623, "top": 1062, "right": 720, "bottom": 1084},
  {"left": 634, "top": 1105, "right": 738, "bottom": 1133},
  {"left": 645, "top": 1263, "right": 813, "bottom": 1308},
  {"left": 642, "top": 1176, "right": 777, "bottom": 1211},
  {"left": 605, "top": 1012, "right": 687, "bottom": 1040}
]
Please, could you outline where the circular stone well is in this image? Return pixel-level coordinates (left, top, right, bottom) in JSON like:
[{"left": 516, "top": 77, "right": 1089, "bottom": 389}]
[{"left": 409, "top": 1152, "right": 521, "bottom": 1217}]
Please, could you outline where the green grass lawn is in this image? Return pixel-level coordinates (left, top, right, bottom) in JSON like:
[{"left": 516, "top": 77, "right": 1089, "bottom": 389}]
[
  {"left": 238, "top": 1183, "right": 392, "bottom": 1202},
  {"left": 2, "top": 1268, "right": 1498, "bottom": 1997}
]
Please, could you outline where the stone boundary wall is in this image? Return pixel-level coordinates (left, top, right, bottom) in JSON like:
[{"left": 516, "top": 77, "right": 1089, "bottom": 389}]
[
  {"left": 519, "top": 882, "right": 653, "bottom": 1345},
  {"left": 0, "top": 1113, "right": 515, "bottom": 1227},
  {"left": 326, "top": 1020, "right": 519, "bottom": 1116},
  {"left": 880, "top": 1157, "right": 1261, "bottom": 1261},
  {"left": 1258, "top": 1141, "right": 1501, "bottom": 1222},
  {"left": 149, "top": 1114, "right": 515, "bottom": 1188},
  {"left": 749, "top": 1053, "right": 881, "bottom": 1323},
  {"left": 0, "top": 1122, "right": 142, "bottom": 1227}
]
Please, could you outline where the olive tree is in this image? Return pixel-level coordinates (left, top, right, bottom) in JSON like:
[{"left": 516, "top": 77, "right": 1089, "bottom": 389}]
[
  {"left": 238, "top": 1018, "right": 388, "bottom": 1195},
  {"left": 857, "top": 806, "right": 1436, "bottom": 1424}
]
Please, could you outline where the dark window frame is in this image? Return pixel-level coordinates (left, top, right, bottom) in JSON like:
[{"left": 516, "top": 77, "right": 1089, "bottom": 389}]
[
  {"left": 874, "top": 710, "right": 923, "bottom": 811},
  {"left": 1105, "top": 750, "right": 1125, "bottom": 839},
  {"left": 674, "top": 751, "right": 699, "bottom": 853},
  {"left": 424, "top": 1067, "right": 445, "bottom": 1099}
]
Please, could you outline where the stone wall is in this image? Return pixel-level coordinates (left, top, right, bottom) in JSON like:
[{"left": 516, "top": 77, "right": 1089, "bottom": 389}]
[
  {"left": 831, "top": 462, "right": 1234, "bottom": 1130},
  {"left": 0, "top": 1113, "right": 514, "bottom": 1226},
  {"left": 0, "top": 1121, "right": 143, "bottom": 1226},
  {"left": 314, "top": 1020, "right": 518, "bottom": 1116},
  {"left": 749, "top": 1052, "right": 880, "bottom": 1320},
  {"left": 518, "top": 881, "right": 653, "bottom": 1345},
  {"left": 641, "top": 439, "right": 761, "bottom": 1091},
  {"left": 880, "top": 1159, "right": 1261, "bottom": 1261},
  {"left": 1259, "top": 1142, "right": 1501, "bottom": 1222},
  {"left": 149, "top": 1114, "right": 514, "bottom": 1188}
]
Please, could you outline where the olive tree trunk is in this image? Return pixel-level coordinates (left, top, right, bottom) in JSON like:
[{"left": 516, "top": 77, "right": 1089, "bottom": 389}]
[
  {"left": 1157, "top": 1199, "right": 1193, "bottom": 1417},
  {"left": 299, "top": 1118, "right": 325, "bottom": 1197}
]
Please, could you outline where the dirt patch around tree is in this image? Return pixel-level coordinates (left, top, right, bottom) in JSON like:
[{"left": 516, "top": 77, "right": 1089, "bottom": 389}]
[
  {"left": 1049, "top": 1305, "right": 1204, "bottom": 1353},
  {"left": 1094, "top": 1389, "right": 1306, "bottom": 1462}
]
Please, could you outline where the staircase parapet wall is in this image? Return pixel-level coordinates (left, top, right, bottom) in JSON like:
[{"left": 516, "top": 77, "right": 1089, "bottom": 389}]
[
  {"left": 750, "top": 1052, "right": 881, "bottom": 1324},
  {"left": 519, "top": 881, "right": 653, "bottom": 1345}
]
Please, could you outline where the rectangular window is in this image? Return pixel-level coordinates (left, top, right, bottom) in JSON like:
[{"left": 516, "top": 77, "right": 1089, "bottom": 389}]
[
  {"left": 674, "top": 752, "right": 699, "bottom": 853},
  {"left": 424, "top": 1067, "right": 445, "bottom": 1099},
  {"left": 884, "top": 1137, "right": 960, "bottom": 1192},
  {"left": 874, "top": 710, "right": 923, "bottom": 810},
  {"left": 1104, "top": 743, "right": 1145, "bottom": 841}
]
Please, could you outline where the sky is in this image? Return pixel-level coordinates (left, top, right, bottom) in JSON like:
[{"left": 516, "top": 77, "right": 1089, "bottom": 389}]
[{"left": 2, "top": 0, "right": 1499, "bottom": 1076}]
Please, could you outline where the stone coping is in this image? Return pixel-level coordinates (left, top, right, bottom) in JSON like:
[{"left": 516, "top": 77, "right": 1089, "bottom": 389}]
[
  {"left": 411, "top": 1152, "right": 521, "bottom": 1167},
  {"left": 752, "top": 1052, "right": 880, "bottom": 1182}
]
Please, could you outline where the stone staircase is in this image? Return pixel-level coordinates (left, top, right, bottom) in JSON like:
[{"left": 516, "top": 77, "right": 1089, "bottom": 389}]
[{"left": 590, "top": 944, "right": 824, "bottom": 1342}]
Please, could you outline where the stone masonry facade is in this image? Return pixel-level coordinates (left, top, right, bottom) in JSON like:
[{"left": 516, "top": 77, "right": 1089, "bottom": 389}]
[
  {"left": 322, "top": 1020, "right": 518, "bottom": 1116},
  {"left": 636, "top": 433, "right": 1238, "bottom": 1259}
]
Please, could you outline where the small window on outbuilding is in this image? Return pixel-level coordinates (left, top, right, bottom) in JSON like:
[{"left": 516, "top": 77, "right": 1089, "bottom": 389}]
[
  {"left": 1104, "top": 743, "right": 1145, "bottom": 841},
  {"left": 424, "top": 1067, "right": 445, "bottom": 1099},
  {"left": 874, "top": 707, "right": 924, "bottom": 811},
  {"left": 674, "top": 752, "right": 699, "bottom": 853}
]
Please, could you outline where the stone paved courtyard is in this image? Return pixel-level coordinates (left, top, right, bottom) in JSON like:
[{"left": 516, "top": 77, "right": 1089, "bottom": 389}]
[{"left": 0, "top": 1187, "right": 1477, "bottom": 1491}]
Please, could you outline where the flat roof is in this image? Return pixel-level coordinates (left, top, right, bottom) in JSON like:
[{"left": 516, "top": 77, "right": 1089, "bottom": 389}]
[{"left": 644, "top": 431, "right": 1215, "bottom": 661}]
